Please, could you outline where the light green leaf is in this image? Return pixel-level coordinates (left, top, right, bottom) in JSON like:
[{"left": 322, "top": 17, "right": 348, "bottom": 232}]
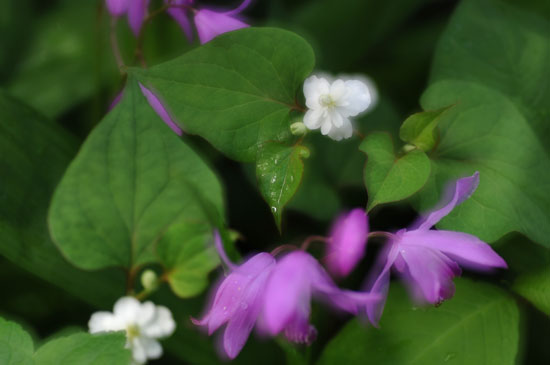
[
  {"left": 256, "top": 142, "right": 309, "bottom": 229},
  {"left": 360, "top": 132, "right": 430, "bottom": 211},
  {"left": 132, "top": 27, "right": 314, "bottom": 162},
  {"left": 417, "top": 0, "right": 550, "bottom": 246},
  {"left": 33, "top": 332, "right": 130, "bottom": 365},
  {"left": 399, "top": 105, "right": 453, "bottom": 151},
  {"left": 318, "top": 279, "right": 520, "bottom": 364},
  {"left": 0, "top": 317, "right": 34, "bottom": 365},
  {"left": 48, "top": 77, "right": 224, "bottom": 270},
  {"left": 156, "top": 222, "right": 219, "bottom": 298}
]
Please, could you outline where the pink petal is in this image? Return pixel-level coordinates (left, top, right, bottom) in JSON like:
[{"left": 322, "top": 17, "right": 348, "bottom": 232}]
[
  {"left": 128, "top": 0, "right": 149, "bottom": 36},
  {"left": 105, "top": 0, "right": 130, "bottom": 16},
  {"left": 224, "top": 0, "right": 253, "bottom": 16},
  {"left": 399, "top": 245, "right": 461, "bottom": 304},
  {"left": 414, "top": 172, "right": 480, "bottom": 230},
  {"left": 364, "top": 245, "right": 399, "bottom": 325},
  {"left": 166, "top": 0, "right": 194, "bottom": 41},
  {"left": 263, "top": 251, "right": 312, "bottom": 335},
  {"left": 194, "top": 9, "right": 249, "bottom": 44},
  {"left": 401, "top": 229, "right": 507, "bottom": 270},
  {"left": 326, "top": 208, "right": 368, "bottom": 278},
  {"left": 139, "top": 83, "right": 183, "bottom": 135}
]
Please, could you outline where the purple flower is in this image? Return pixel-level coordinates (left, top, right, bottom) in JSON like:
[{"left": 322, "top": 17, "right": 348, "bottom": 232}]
[
  {"left": 165, "top": 0, "right": 194, "bottom": 42},
  {"left": 366, "top": 172, "right": 507, "bottom": 324},
  {"left": 105, "top": 0, "right": 149, "bottom": 36},
  {"left": 192, "top": 232, "right": 276, "bottom": 359},
  {"left": 326, "top": 208, "right": 368, "bottom": 278},
  {"left": 262, "top": 251, "right": 379, "bottom": 344},
  {"left": 194, "top": 0, "right": 251, "bottom": 44}
]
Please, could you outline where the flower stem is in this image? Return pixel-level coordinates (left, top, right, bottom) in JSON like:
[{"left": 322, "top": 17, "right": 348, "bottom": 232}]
[
  {"left": 300, "top": 235, "right": 329, "bottom": 251},
  {"left": 270, "top": 244, "right": 299, "bottom": 257},
  {"left": 110, "top": 17, "right": 125, "bottom": 73},
  {"left": 368, "top": 231, "right": 395, "bottom": 240}
]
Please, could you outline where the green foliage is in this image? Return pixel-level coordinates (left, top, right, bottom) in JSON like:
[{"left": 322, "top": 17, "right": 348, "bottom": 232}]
[
  {"left": 256, "top": 142, "right": 309, "bottom": 229},
  {"left": 156, "top": 222, "right": 219, "bottom": 298},
  {"left": 417, "top": 0, "right": 550, "bottom": 246},
  {"left": 49, "top": 77, "right": 224, "bottom": 273},
  {"left": 318, "top": 279, "right": 520, "bottom": 364},
  {"left": 132, "top": 27, "right": 314, "bottom": 162},
  {"left": 399, "top": 105, "right": 453, "bottom": 152},
  {"left": 0, "top": 90, "right": 125, "bottom": 307},
  {"left": 360, "top": 132, "right": 430, "bottom": 211},
  {"left": 0, "top": 318, "right": 130, "bottom": 365},
  {"left": 0, "top": 317, "right": 34, "bottom": 365},
  {"left": 33, "top": 332, "right": 130, "bottom": 365}
]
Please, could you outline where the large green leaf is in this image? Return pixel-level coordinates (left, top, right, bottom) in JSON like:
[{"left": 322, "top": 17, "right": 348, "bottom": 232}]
[
  {"left": 49, "top": 77, "right": 224, "bottom": 271},
  {"left": 360, "top": 132, "right": 430, "bottom": 211},
  {"left": 33, "top": 332, "right": 130, "bottom": 365},
  {"left": 0, "top": 317, "right": 34, "bottom": 365},
  {"left": 132, "top": 27, "right": 314, "bottom": 162},
  {"left": 318, "top": 279, "right": 520, "bottom": 364},
  {"left": 256, "top": 142, "right": 309, "bottom": 229},
  {"left": 417, "top": 0, "right": 550, "bottom": 246},
  {"left": 0, "top": 90, "right": 125, "bottom": 307}
]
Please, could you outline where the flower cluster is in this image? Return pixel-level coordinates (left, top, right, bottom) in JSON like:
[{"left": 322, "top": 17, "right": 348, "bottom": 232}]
[
  {"left": 105, "top": 0, "right": 251, "bottom": 43},
  {"left": 89, "top": 297, "right": 176, "bottom": 364},
  {"left": 194, "top": 172, "right": 506, "bottom": 358}
]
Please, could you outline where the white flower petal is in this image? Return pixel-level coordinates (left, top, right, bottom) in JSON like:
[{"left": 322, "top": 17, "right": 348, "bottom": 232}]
[
  {"left": 330, "top": 110, "right": 344, "bottom": 128},
  {"left": 320, "top": 119, "right": 332, "bottom": 135},
  {"left": 327, "top": 119, "right": 353, "bottom": 141},
  {"left": 142, "top": 306, "right": 176, "bottom": 338},
  {"left": 136, "top": 301, "right": 156, "bottom": 327},
  {"left": 88, "top": 312, "right": 121, "bottom": 333},
  {"left": 131, "top": 338, "right": 147, "bottom": 364},
  {"left": 329, "top": 79, "right": 346, "bottom": 101},
  {"left": 303, "top": 109, "right": 323, "bottom": 130},
  {"left": 303, "top": 76, "right": 330, "bottom": 109},
  {"left": 142, "top": 338, "right": 163, "bottom": 359},
  {"left": 341, "top": 80, "right": 371, "bottom": 117},
  {"left": 113, "top": 297, "right": 141, "bottom": 324}
]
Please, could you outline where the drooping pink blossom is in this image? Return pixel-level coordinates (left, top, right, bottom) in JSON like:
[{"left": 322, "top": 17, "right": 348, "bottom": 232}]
[
  {"left": 105, "top": 0, "right": 150, "bottom": 36},
  {"left": 365, "top": 172, "right": 507, "bottom": 325},
  {"left": 194, "top": 0, "right": 251, "bottom": 44},
  {"left": 326, "top": 208, "right": 369, "bottom": 278}
]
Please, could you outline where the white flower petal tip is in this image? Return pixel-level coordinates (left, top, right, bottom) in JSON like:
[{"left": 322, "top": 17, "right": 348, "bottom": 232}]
[
  {"left": 302, "top": 74, "right": 374, "bottom": 141},
  {"left": 88, "top": 296, "right": 176, "bottom": 364}
]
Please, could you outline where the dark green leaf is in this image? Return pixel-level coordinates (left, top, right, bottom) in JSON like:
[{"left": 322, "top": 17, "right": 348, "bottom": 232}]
[
  {"left": 256, "top": 142, "right": 309, "bottom": 229},
  {"left": 360, "top": 132, "right": 430, "bottom": 211},
  {"left": 49, "top": 77, "right": 224, "bottom": 270},
  {"left": 417, "top": 0, "right": 550, "bottom": 246},
  {"left": 319, "top": 279, "right": 520, "bottom": 364},
  {"left": 132, "top": 27, "right": 314, "bottom": 162},
  {"left": 33, "top": 332, "right": 130, "bottom": 365},
  {"left": 0, "top": 317, "right": 34, "bottom": 365},
  {"left": 399, "top": 105, "right": 453, "bottom": 151}
]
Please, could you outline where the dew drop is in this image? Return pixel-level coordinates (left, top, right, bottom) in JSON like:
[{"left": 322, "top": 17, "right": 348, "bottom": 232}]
[
  {"left": 444, "top": 353, "right": 457, "bottom": 362},
  {"left": 271, "top": 207, "right": 277, "bottom": 213}
]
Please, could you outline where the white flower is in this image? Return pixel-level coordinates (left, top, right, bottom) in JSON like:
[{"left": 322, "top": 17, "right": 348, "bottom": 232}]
[
  {"left": 303, "top": 75, "right": 372, "bottom": 141},
  {"left": 89, "top": 297, "right": 176, "bottom": 364}
]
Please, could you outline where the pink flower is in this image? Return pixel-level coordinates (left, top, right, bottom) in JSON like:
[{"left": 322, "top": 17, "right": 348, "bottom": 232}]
[
  {"left": 365, "top": 172, "right": 507, "bottom": 324},
  {"left": 192, "top": 232, "right": 276, "bottom": 359},
  {"left": 194, "top": 0, "right": 251, "bottom": 44},
  {"left": 326, "top": 208, "right": 369, "bottom": 278},
  {"left": 105, "top": 0, "right": 150, "bottom": 36}
]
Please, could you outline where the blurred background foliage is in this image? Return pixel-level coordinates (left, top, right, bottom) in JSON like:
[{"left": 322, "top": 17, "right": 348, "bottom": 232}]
[{"left": 0, "top": 0, "right": 548, "bottom": 364}]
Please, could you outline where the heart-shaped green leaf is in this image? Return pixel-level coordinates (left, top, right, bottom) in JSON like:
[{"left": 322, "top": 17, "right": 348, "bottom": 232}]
[
  {"left": 360, "top": 132, "right": 430, "bottom": 211},
  {"left": 132, "top": 27, "right": 314, "bottom": 162},
  {"left": 49, "top": 77, "right": 224, "bottom": 271},
  {"left": 416, "top": 0, "right": 550, "bottom": 246}
]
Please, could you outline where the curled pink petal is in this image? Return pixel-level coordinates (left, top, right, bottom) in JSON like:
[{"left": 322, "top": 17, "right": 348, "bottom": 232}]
[
  {"left": 127, "top": 0, "right": 149, "bottom": 36},
  {"left": 326, "top": 208, "right": 368, "bottom": 278},
  {"left": 166, "top": 0, "right": 194, "bottom": 41},
  {"left": 194, "top": 9, "right": 249, "bottom": 44},
  {"left": 139, "top": 83, "right": 183, "bottom": 136},
  {"left": 414, "top": 172, "right": 480, "bottom": 230}
]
